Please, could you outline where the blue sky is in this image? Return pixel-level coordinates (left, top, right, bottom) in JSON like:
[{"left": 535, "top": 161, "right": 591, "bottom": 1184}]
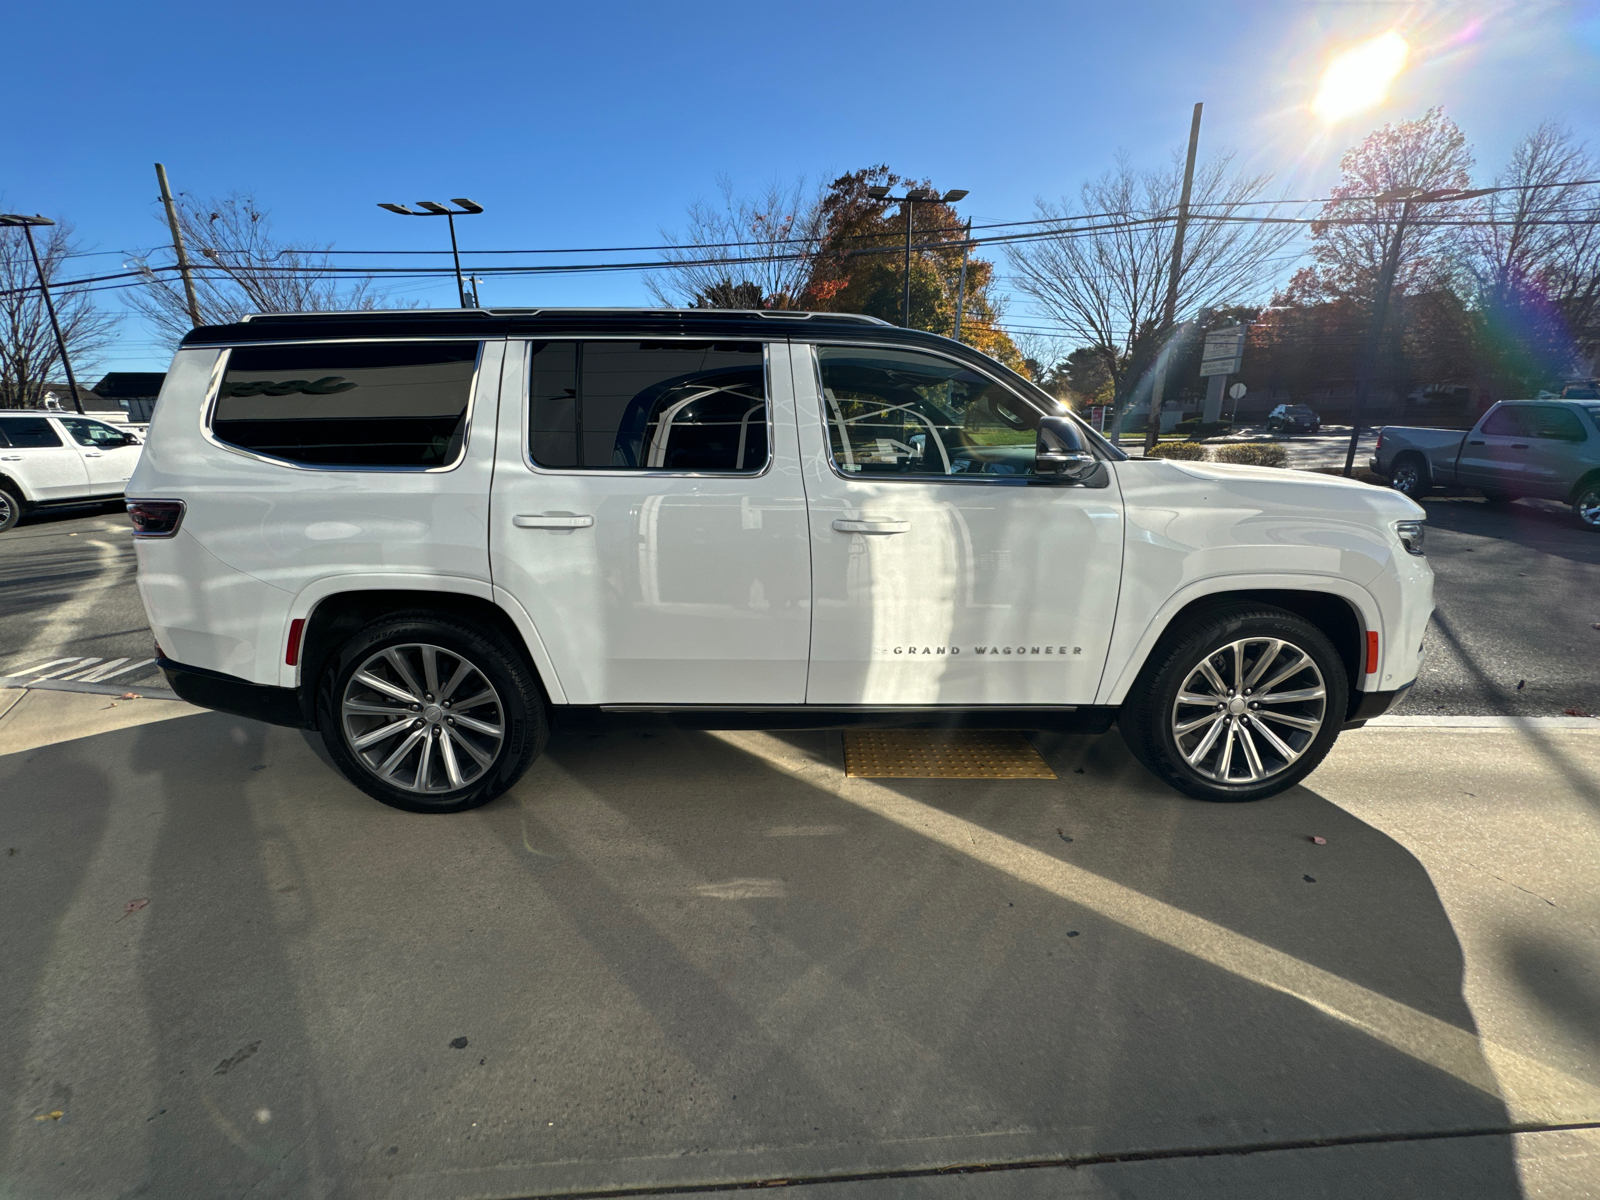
[{"left": 7, "top": 0, "right": 1600, "bottom": 371}]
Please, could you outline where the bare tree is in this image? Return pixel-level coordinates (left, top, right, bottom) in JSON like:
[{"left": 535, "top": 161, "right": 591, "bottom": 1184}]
[
  {"left": 646, "top": 176, "right": 826, "bottom": 309},
  {"left": 0, "top": 217, "right": 118, "bottom": 409},
  {"left": 128, "top": 192, "right": 389, "bottom": 346},
  {"left": 1467, "top": 122, "right": 1600, "bottom": 388},
  {"left": 1006, "top": 151, "right": 1296, "bottom": 434}
]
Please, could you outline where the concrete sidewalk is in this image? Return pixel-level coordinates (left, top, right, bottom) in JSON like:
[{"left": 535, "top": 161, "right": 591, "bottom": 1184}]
[{"left": 1, "top": 690, "right": 1596, "bottom": 1198}]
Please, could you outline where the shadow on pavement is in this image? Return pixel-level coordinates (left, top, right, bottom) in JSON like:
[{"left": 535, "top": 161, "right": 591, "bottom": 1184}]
[{"left": 0, "top": 714, "right": 1528, "bottom": 1198}]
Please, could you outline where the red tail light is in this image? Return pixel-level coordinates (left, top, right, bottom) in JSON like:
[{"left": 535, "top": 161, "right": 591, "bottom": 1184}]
[
  {"left": 127, "top": 499, "right": 186, "bottom": 538},
  {"left": 1365, "top": 631, "right": 1380, "bottom": 674}
]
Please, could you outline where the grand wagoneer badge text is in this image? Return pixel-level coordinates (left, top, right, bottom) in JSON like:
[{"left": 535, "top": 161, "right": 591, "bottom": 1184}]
[{"left": 875, "top": 645, "right": 1083, "bottom": 657}]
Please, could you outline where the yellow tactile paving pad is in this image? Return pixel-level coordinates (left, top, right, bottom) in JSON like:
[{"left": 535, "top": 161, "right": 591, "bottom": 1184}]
[{"left": 842, "top": 730, "right": 1058, "bottom": 779}]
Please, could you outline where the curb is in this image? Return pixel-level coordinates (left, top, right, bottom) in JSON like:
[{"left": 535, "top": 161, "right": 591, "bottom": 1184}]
[
  {"left": 0, "top": 677, "right": 179, "bottom": 701},
  {"left": 1362, "top": 715, "right": 1599, "bottom": 729}
]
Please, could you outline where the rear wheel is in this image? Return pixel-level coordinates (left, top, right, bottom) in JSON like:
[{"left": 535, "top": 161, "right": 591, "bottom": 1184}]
[
  {"left": 1575, "top": 479, "right": 1600, "bottom": 531},
  {"left": 0, "top": 484, "right": 21, "bottom": 533},
  {"left": 1389, "top": 453, "right": 1429, "bottom": 498},
  {"left": 318, "top": 613, "right": 547, "bottom": 813},
  {"left": 1119, "top": 607, "right": 1349, "bottom": 802}
]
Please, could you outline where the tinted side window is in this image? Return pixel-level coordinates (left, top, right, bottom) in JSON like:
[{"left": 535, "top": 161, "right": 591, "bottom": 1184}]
[
  {"left": 212, "top": 342, "right": 480, "bottom": 468},
  {"left": 527, "top": 341, "right": 768, "bottom": 471},
  {"left": 0, "top": 417, "right": 64, "bottom": 448},
  {"left": 816, "top": 345, "right": 1043, "bottom": 478},
  {"left": 59, "top": 418, "right": 130, "bottom": 448},
  {"left": 1527, "top": 406, "right": 1585, "bottom": 441},
  {"left": 1480, "top": 407, "right": 1526, "bottom": 437}
]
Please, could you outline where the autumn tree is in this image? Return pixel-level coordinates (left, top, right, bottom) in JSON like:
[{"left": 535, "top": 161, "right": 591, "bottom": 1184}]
[
  {"left": 129, "top": 191, "right": 390, "bottom": 346},
  {"left": 1007, "top": 150, "right": 1294, "bottom": 435},
  {"left": 0, "top": 216, "right": 118, "bottom": 409}
]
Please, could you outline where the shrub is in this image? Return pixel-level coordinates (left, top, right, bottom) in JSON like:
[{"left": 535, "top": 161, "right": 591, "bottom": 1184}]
[
  {"left": 1212, "top": 442, "right": 1287, "bottom": 468},
  {"left": 1145, "top": 441, "right": 1209, "bottom": 461}
]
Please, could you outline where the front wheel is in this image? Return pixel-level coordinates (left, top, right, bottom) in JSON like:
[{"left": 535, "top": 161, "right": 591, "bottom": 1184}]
[
  {"left": 0, "top": 484, "right": 22, "bottom": 533},
  {"left": 318, "top": 613, "right": 547, "bottom": 813},
  {"left": 1575, "top": 480, "right": 1600, "bottom": 531},
  {"left": 1119, "top": 607, "right": 1349, "bottom": 802}
]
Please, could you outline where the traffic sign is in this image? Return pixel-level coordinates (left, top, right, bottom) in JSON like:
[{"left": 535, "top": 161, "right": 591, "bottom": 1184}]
[
  {"left": 1200, "top": 325, "right": 1247, "bottom": 377},
  {"left": 1229, "top": 382, "right": 1247, "bottom": 400}
]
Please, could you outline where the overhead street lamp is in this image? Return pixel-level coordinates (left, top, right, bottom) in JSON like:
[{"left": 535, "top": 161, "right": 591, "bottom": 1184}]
[
  {"left": 865, "top": 185, "right": 969, "bottom": 328},
  {"left": 377, "top": 198, "right": 484, "bottom": 308},
  {"left": 0, "top": 213, "right": 84, "bottom": 414}
]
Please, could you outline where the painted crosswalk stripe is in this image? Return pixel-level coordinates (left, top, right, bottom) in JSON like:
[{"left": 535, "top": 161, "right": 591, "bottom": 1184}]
[
  {"left": 79, "top": 658, "right": 155, "bottom": 682},
  {"left": 4, "top": 658, "right": 80, "bottom": 680},
  {"left": 63, "top": 658, "right": 124, "bottom": 681},
  {"left": 26, "top": 659, "right": 102, "bottom": 682}
]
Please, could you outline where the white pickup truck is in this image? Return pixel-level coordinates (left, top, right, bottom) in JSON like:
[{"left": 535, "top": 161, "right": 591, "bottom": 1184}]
[
  {"left": 0, "top": 411, "right": 144, "bottom": 531},
  {"left": 128, "top": 309, "right": 1434, "bottom": 812},
  {"left": 1371, "top": 399, "right": 1600, "bottom": 528}
]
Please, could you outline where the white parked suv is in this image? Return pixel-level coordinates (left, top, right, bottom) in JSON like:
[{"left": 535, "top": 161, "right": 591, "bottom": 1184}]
[
  {"left": 0, "top": 411, "right": 143, "bottom": 531},
  {"left": 127, "top": 309, "right": 1433, "bottom": 812}
]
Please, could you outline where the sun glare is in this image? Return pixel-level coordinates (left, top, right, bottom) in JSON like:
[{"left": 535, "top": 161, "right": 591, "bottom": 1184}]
[{"left": 1313, "top": 31, "right": 1409, "bottom": 122}]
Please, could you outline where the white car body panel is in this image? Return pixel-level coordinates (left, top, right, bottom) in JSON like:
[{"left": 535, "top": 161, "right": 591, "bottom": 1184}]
[
  {"left": 0, "top": 417, "right": 91, "bottom": 500},
  {"left": 488, "top": 340, "right": 813, "bottom": 706},
  {"left": 791, "top": 343, "right": 1124, "bottom": 706}
]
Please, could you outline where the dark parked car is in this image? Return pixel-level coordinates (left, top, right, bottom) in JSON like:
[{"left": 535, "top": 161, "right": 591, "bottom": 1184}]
[{"left": 1266, "top": 404, "right": 1322, "bottom": 436}]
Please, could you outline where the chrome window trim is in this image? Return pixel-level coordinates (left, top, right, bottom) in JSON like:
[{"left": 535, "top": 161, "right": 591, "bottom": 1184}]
[
  {"left": 199, "top": 339, "right": 487, "bottom": 474},
  {"left": 800, "top": 341, "right": 1100, "bottom": 488},
  {"left": 518, "top": 338, "right": 777, "bottom": 480}
]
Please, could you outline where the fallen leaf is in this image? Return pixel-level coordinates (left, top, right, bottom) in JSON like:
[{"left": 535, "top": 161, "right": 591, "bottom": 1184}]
[
  {"left": 1304, "top": 875, "right": 1317, "bottom": 883},
  {"left": 120, "top": 693, "right": 140, "bottom": 701},
  {"left": 214, "top": 1041, "right": 262, "bottom": 1075},
  {"left": 1564, "top": 707, "right": 1594, "bottom": 718},
  {"left": 1309, "top": 836, "right": 1327, "bottom": 845},
  {"left": 1057, "top": 829, "right": 1074, "bottom": 844},
  {"left": 33, "top": 1111, "right": 64, "bottom": 1121},
  {"left": 450, "top": 1036, "right": 469, "bottom": 1050},
  {"left": 116, "top": 898, "right": 149, "bottom": 922}
]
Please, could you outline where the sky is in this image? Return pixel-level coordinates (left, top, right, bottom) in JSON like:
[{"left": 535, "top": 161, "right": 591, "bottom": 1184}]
[{"left": 6, "top": 0, "right": 1600, "bottom": 372}]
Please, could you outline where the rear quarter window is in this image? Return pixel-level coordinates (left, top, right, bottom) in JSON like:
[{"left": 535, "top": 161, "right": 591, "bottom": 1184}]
[
  {"left": 210, "top": 341, "right": 481, "bottom": 468},
  {"left": 0, "top": 417, "right": 64, "bottom": 448}
]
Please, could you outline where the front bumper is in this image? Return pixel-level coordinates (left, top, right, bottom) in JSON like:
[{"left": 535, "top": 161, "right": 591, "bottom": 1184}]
[{"left": 159, "top": 657, "right": 311, "bottom": 729}]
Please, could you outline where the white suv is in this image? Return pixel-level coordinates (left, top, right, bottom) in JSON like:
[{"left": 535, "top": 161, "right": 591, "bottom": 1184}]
[
  {"left": 127, "top": 309, "right": 1432, "bottom": 812},
  {"left": 0, "top": 411, "right": 143, "bottom": 531}
]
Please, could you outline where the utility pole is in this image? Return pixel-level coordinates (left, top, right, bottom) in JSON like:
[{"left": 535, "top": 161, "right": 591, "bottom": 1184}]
[
  {"left": 154, "top": 163, "right": 202, "bottom": 328},
  {"left": 953, "top": 218, "right": 972, "bottom": 342},
  {"left": 1144, "top": 102, "right": 1203, "bottom": 455},
  {"left": 1, "top": 214, "right": 85, "bottom": 414}
]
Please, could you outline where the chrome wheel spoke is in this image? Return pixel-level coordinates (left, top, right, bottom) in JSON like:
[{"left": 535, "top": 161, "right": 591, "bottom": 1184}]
[
  {"left": 1257, "top": 686, "right": 1326, "bottom": 704},
  {"left": 342, "top": 643, "right": 504, "bottom": 795},
  {"left": 351, "top": 718, "right": 412, "bottom": 749},
  {"left": 354, "top": 670, "right": 416, "bottom": 706},
  {"left": 1185, "top": 714, "right": 1228, "bottom": 765},
  {"left": 1217, "top": 720, "right": 1238, "bottom": 778},
  {"left": 1243, "top": 639, "right": 1282, "bottom": 689},
  {"left": 451, "top": 712, "right": 503, "bottom": 739},
  {"left": 1177, "top": 691, "right": 1221, "bottom": 708},
  {"left": 1231, "top": 641, "right": 1246, "bottom": 692},
  {"left": 1258, "top": 652, "right": 1311, "bottom": 694},
  {"left": 1258, "top": 709, "right": 1321, "bottom": 732},
  {"left": 1176, "top": 710, "right": 1223, "bottom": 735},
  {"left": 1237, "top": 721, "right": 1265, "bottom": 780},
  {"left": 1250, "top": 717, "right": 1299, "bottom": 762},
  {"left": 1198, "top": 658, "right": 1229, "bottom": 696}
]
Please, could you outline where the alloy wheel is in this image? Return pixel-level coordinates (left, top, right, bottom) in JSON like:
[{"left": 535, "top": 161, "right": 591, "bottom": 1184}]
[
  {"left": 1391, "top": 460, "right": 1422, "bottom": 496},
  {"left": 1578, "top": 486, "right": 1600, "bottom": 528},
  {"left": 1171, "top": 637, "right": 1328, "bottom": 785},
  {"left": 340, "top": 643, "right": 505, "bottom": 793}
]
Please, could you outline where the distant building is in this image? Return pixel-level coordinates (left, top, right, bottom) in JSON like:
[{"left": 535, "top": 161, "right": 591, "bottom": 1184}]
[{"left": 93, "top": 372, "right": 167, "bottom": 422}]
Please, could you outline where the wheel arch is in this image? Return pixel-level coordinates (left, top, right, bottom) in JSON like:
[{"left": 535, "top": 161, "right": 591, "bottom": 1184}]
[
  {"left": 289, "top": 582, "right": 566, "bottom": 726},
  {"left": 1100, "top": 580, "right": 1375, "bottom": 720},
  {"left": 1567, "top": 468, "right": 1600, "bottom": 506},
  {"left": 0, "top": 472, "right": 32, "bottom": 505}
]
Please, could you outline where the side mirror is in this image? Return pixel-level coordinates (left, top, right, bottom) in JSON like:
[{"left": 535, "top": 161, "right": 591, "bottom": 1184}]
[{"left": 1035, "top": 416, "right": 1099, "bottom": 482}]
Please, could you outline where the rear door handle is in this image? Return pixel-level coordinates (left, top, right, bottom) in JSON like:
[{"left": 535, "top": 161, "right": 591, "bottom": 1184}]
[
  {"left": 1467, "top": 440, "right": 1484, "bottom": 446},
  {"left": 513, "top": 514, "right": 593, "bottom": 529},
  {"left": 1510, "top": 443, "right": 1530, "bottom": 450},
  {"left": 832, "top": 518, "right": 910, "bottom": 534}
]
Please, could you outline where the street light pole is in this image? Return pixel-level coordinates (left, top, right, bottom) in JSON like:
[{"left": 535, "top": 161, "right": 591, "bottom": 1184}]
[
  {"left": 377, "top": 199, "right": 485, "bottom": 308},
  {"left": 1, "top": 213, "right": 84, "bottom": 414},
  {"left": 953, "top": 218, "right": 973, "bottom": 342},
  {"left": 865, "top": 186, "right": 968, "bottom": 329}
]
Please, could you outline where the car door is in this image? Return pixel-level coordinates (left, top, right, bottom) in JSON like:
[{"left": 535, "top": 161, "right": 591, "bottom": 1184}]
[
  {"left": 1456, "top": 404, "right": 1531, "bottom": 493},
  {"left": 490, "top": 337, "right": 812, "bottom": 705},
  {"left": 57, "top": 416, "right": 141, "bottom": 493},
  {"left": 1518, "top": 405, "right": 1588, "bottom": 498},
  {"left": 793, "top": 342, "right": 1124, "bottom": 707},
  {"left": 0, "top": 416, "right": 90, "bottom": 499}
]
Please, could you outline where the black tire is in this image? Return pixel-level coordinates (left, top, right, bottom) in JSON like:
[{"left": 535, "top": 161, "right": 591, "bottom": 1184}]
[
  {"left": 1574, "top": 477, "right": 1600, "bottom": 531},
  {"left": 317, "top": 612, "right": 547, "bottom": 813},
  {"left": 0, "top": 484, "right": 21, "bottom": 533},
  {"left": 1389, "top": 452, "right": 1430, "bottom": 498},
  {"left": 1119, "top": 606, "right": 1349, "bottom": 802}
]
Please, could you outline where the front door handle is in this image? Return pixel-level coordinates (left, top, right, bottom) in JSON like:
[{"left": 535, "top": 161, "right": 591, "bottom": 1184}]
[
  {"left": 832, "top": 518, "right": 910, "bottom": 535},
  {"left": 513, "top": 513, "right": 594, "bottom": 529},
  {"left": 83, "top": 451, "right": 103, "bottom": 458},
  {"left": 1510, "top": 443, "right": 1530, "bottom": 450},
  {"left": 1467, "top": 440, "right": 1484, "bottom": 445},
  {"left": 0, "top": 455, "right": 20, "bottom": 462}
]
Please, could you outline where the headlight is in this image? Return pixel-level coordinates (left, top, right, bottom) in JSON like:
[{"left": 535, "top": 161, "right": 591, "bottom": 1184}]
[{"left": 1394, "top": 520, "right": 1425, "bottom": 556}]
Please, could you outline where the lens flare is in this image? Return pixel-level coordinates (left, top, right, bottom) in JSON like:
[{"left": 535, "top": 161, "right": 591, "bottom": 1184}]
[{"left": 1313, "top": 31, "right": 1409, "bottom": 122}]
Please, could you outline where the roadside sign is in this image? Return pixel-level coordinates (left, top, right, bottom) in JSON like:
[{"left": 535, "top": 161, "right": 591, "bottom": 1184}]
[
  {"left": 1229, "top": 382, "right": 1247, "bottom": 400},
  {"left": 1200, "top": 325, "right": 1246, "bottom": 377}
]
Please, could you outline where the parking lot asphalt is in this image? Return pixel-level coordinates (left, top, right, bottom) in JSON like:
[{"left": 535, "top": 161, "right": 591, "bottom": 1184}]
[{"left": 2, "top": 690, "right": 1597, "bottom": 1198}]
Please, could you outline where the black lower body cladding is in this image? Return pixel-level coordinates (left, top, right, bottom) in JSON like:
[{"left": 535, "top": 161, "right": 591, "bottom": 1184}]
[{"left": 158, "top": 657, "right": 311, "bottom": 728}]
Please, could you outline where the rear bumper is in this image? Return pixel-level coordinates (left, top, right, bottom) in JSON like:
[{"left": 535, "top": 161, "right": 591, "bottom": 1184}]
[
  {"left": 1343, "top": 681, "right": 1413, "bottom": 729},
  {"left": 1369, "top": 457, "right": 1384, "bottom": 475},
  {"left": 159, "top": 657, "right": 310, "bottom": 729}
]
